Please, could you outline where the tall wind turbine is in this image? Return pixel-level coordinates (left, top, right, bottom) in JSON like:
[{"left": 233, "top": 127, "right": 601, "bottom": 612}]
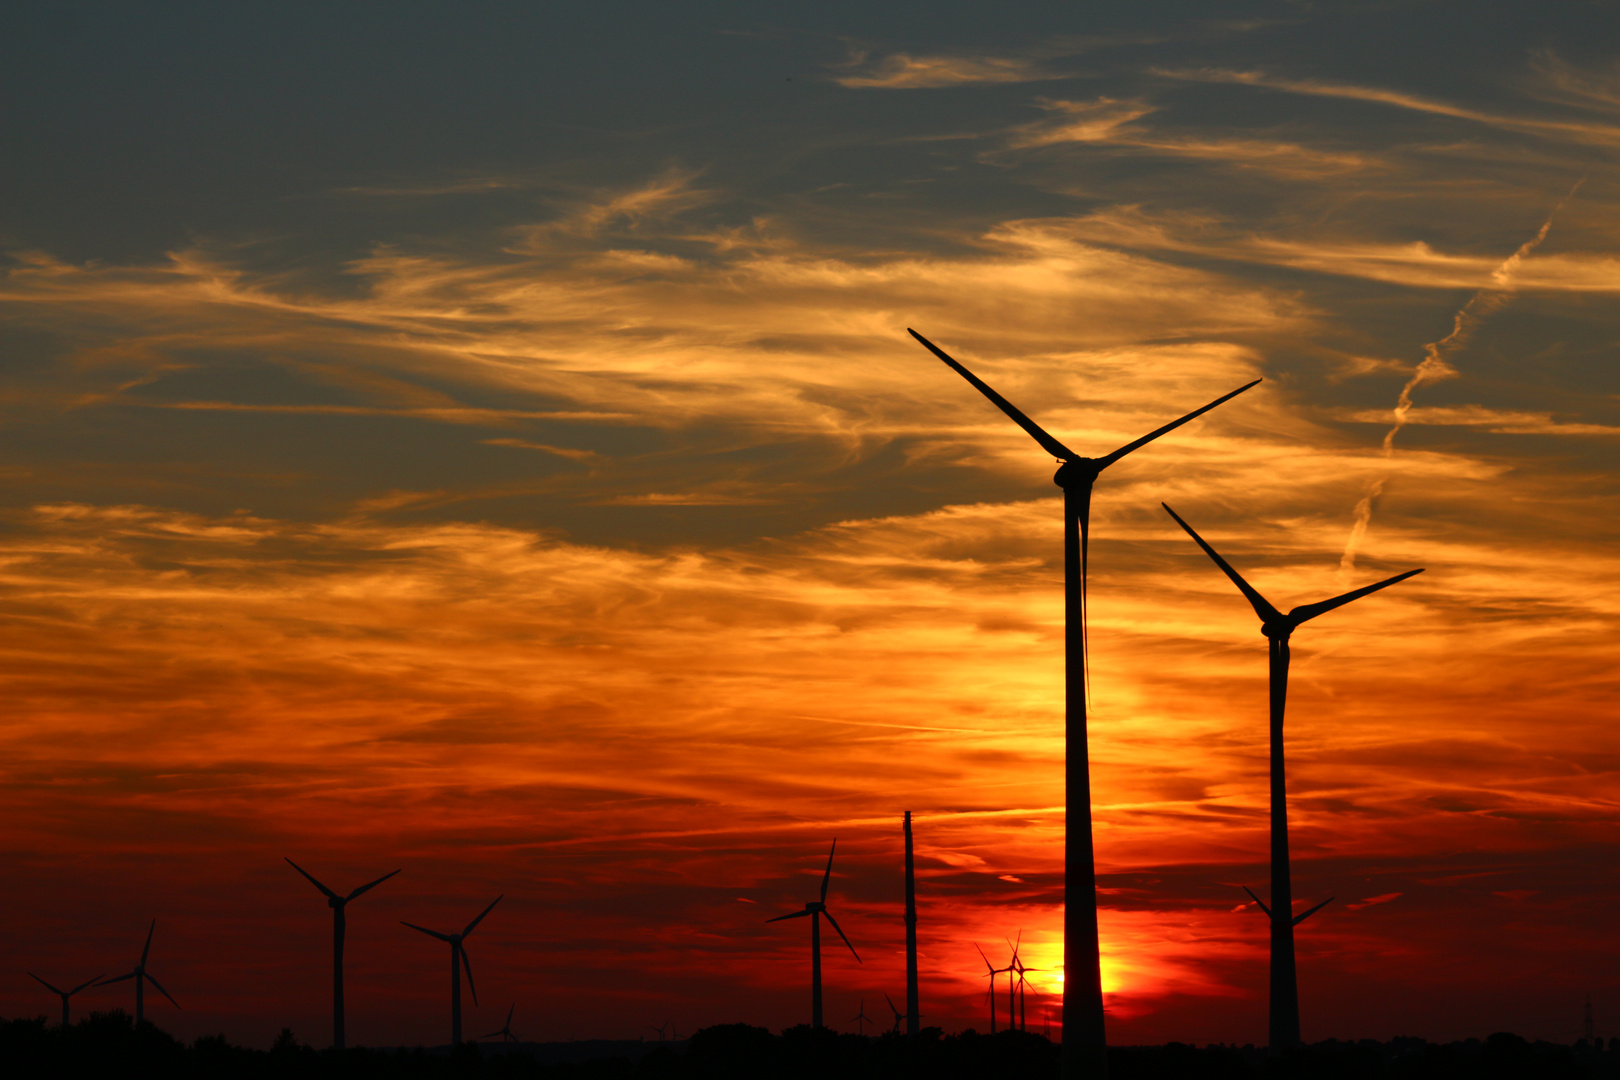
[
  {"left": 1162, "top": 502, "right": 1422, "bottom": 1046},
  {"left": 766, "top": 839, "right": 860, "bottom": 1029},
  {"left": 903, "top": 811, "right": 919, "bottom": 1037},
  {"left": 28, "top": 972, "right": 103, "bottom": 1027},
  {"left": 97, "top": 920, "right": 179, "bottom": 1025},
  {"left": 910, "top": 328, "right": 1259, "bottom": 1078},
  {"left": 402, "top": 895, "right": 503, "bottom": 1046},
  {"left": 285, "top": 858, "right": 401, "bottom": 1049}
]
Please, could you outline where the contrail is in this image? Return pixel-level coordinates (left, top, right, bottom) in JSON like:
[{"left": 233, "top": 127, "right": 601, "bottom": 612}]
[{"left": 1339, "top": 180, "right": 1583, "bottom": 572}]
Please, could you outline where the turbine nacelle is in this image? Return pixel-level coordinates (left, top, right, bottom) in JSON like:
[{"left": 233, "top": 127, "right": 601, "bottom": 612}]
[{"left": 1052, "top": 459, "right": 1102, "bottom": 488}]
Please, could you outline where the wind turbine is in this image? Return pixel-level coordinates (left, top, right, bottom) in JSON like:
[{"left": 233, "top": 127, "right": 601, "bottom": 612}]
[
  {"left": 1162, "top": 502, "right": 1422, "bottom": 1046},
  {"left": 285, "top": 858, "right": 401, "bottom": 1049},
  {"left": 480, "top": 1004, "right": 519, "bottom": 1043},
  {"left": 28, "top": 972, "right": 104, "bottom": 1027},
  {"left": 1003, "top": 933, "right": 1023, "bottom": 1034},
  {"left": 974, "top": 943, "right": 1007, "bottom": 1034},
  {"left": 851, "top": 999, "right": 874, "bottom": 1036},
  {"left": 402, "top": 895, "right": 502, "bottom": 1046},
  {"left": 909, "top": 328, "right": 1259, "bottom": 1079},
  {"left": 97, "top": 920, "right": 179, "bottom": 1025},
  {"left": 766, "top": 839, "right": 861, "bottom": 1029},
  {"left": 903, "top": 811, "right": 919, "bottom": 1037},
  {"left": 884, "top": 993, "right": 908, "bottom": 1035}
]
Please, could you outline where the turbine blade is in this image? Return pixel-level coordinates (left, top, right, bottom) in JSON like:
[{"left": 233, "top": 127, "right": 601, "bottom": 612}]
[
  {"left": 346, "top": 868, "right": 402, "bottom": 902},
  {"left": 975, "top": 942, "right": 994, "bottom": 973},
  {"left": 821, "top": 839, "right": 836, "bottom": 903},
  {"left": 886, "top": 993, "right": 901, "bottom": 1017},
  {"left": 461, "top": 946, "right": 478, "bottom": 1007},
  {"left": 144, "top": 972, "right": 180, "bottom": 1009},
  {"left": 1242, "top": 885, "right": 1272, "bottom": 919},
  {"left": 69, "top": 975, "right": 107, "bottom": 996},
  {"left": 401, "top": 921, "right": 454, "bottom": 943},
  {"left": 1162, "top": 504, "right": 1284, "bottom": 624},
  {"left": 1292, "top": 896, "right": 1335, "bottom": 927},
  {"left": 765, "top": 910, "right": 811, "bottom": 923},
  {"left": 29, "top": 973, "right": 65, "bottom": 995},
  {"left": 96, "top": 972, "right": 137, "bottom": 986},
  {"left": 479, "top": 1027, "right": 505, "bottom": 1040},
  {"left": 821, "top": 909, "right": 861, "bottom": 963},
  {"left": 462, "top": 894, "right": 503, "bottom": 937},
  {"left": 284, "top": 858, "right": 340, "bottom": 900},
  {"left": 1287, "top": 569, "right": 1424, "bottom": 626},
  {"left": 1096, "top": 380, "right": 1263, "bottom": 469},
  {"left": 908, "top": 329, "right": 1077, "bottom": 461},
  {"left": 141, "top": 920, "right": 156, "bottom": 966}
]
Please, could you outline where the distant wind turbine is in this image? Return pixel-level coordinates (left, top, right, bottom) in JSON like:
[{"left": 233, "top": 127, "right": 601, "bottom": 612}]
[
  {"left": 974, "top": 942, "right": 1008, "bottom": 1034},
  {"left": 402, "top": 895, "right": 503, "bottom": 1046},
  {"left": 766, "top": 839, "right": 860, "bottom": 1029},
  {"left": 910, "top": 328, "right": 1259, "bottom": 1080},
  {"left": 481, "top": 1004, "right": 519, "bottom": 1043},
  {"left": 28, "top": 972, "right": 104, "bottom": 1027},
  {"left": 285, "top": 858, "right": 401, "bottom": 1049},
  {"left": 884, "top": 993, "right": 907, "bottom": 1035},
  {"left": 1162, "top": 502, "right": 1422, "bottom": 1046},
  {"left": 97, "top": 920, "right": 179, "bottom": 1025},
  {"left": 851, "top": 999, "right": 874, "bottom": 1036}
]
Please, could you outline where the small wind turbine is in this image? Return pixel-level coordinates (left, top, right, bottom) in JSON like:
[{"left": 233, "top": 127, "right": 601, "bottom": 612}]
[
  {"left": 1003, "top": 933, "right": 1024, "bottom": 1033},
  {"left": 285, "top": 858, "right": 401, "bottom": 1049},
  {"left": 974, "top": 943, "right": 1006, "bottom": 1034},
  {"left": 28, "top": 972, "right": 104, "bottom": 1027},
  {"left": 402, "top": 895, "right": 502, "bottom": 1046},
  {"left": 910, "top": 328, "right": 1259, "bottom": 1080},
  {"left": 1162, "top": 502, "right": 1422, "bottom": 1047},
  {"left": 766, "top": 839, "right": 860, "bottom": 1029},
  {"left": 851, "top": 999, "right": 874, "bottom": 1036},
  {"left": 480, "top": 1004, "right": 519, "bottom": 1043},
  {"left": 885, "top": 993, "right": 906, "bottom": 1035},
  {"left": 97, "top": 920, "right": 179, "bottom": 1025}
]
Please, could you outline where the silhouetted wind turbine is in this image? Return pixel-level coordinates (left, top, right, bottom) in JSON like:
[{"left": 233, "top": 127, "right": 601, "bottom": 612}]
[
  {"left": 910, "top": 328, "right": 1259, "bottom": 1079},
  {"left": 481, "top": 1004, "right": 519, "bottom": 1043},
  {"left": 1004, "top": 933, "right": 1023, "bottom": 1033},
  {"left": 766, "top": 839, "right": 860, "bottom": 1029},
  {"left": 885, "top": 993, "right": 908, "bottom": 1035},
  {"left": 402, "top": 895, "right": 502, "bottom": 1046},
  {"left": 974, "top": 943, "right": 1006, "bottom": 1034},
  {"left": 903, "top": 811, "right": 920, "bottom": 1037},
  {"left": 97, "top": 920, "right": 178, "bottom": 1025},
  {"left": 286, "top": 858, "right": 400, "bottom": 1049},
  {"left": 1162, "top": 502, "right": 1422, "bottom": 1047},
  {"left": 851, "top": 999, "right": 874, "bottom": 1036},
  {"left": 28, "top": 972, "right": 103, "bottom": 1027}
]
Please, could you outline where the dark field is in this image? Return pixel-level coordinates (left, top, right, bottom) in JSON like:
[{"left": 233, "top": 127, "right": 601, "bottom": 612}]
[{"left": 3, "top": 1013, "right": 1617, "bottom": 1079}]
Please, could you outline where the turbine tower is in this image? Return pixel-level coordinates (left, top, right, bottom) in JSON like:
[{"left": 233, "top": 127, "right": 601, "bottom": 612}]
[
  {"left": 28, "top": 972, "right": 104, "bottom": 1027},
  {"left": 97, "top": 920, "right": 179, "bottom": 1025},
  {"left": 910, "top": 328, "right": 1259, "bottom": 1079},
  {"left": 402, "top": 895, "right": 503, "bottom": 1046},
  {"left": 480, "top": 1004, "right": 519, "bottom": 1043},
  {"left": 766, "top": 839, "right": 860, "bottom": 1029},
  {"left": 1162, "top": 502, "right": 1422, "bottom": 1046},
  {"left": 974, "top": 942, "right": 1008, "bottom": 1034},
  {"left": 285, "top": 858, "right": 401, "bottom": 1049},
  {"left": 903, "top": 811, "right": 919, "bottom": 1037}
]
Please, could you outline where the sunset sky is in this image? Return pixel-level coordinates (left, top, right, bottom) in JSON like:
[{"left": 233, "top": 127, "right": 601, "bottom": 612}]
[{"left": 3, "top": 0, "right": 1619, "bottom": 1051}]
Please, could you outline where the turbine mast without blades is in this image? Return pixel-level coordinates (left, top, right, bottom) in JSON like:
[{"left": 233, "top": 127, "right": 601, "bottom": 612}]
[
  {"left": 909, "top": 328, "right": 1259, "bottom": 1080},
  {"left": 1162, "top": 502, "right": 1421, "bottom": 1047},
  {"left": 766, "top": 839, "right": 860, "bottom": 1030}
]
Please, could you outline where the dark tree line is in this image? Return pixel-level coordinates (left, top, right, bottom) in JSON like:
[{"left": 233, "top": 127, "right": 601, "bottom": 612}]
[{"left": 1, "top": 1012, "right": 1615, "bottom": 1079}]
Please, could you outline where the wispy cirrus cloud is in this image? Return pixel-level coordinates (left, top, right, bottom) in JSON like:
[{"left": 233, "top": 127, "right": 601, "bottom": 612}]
[{"left": 832, "top": 52, "right": 1061, "bottom": 89}]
